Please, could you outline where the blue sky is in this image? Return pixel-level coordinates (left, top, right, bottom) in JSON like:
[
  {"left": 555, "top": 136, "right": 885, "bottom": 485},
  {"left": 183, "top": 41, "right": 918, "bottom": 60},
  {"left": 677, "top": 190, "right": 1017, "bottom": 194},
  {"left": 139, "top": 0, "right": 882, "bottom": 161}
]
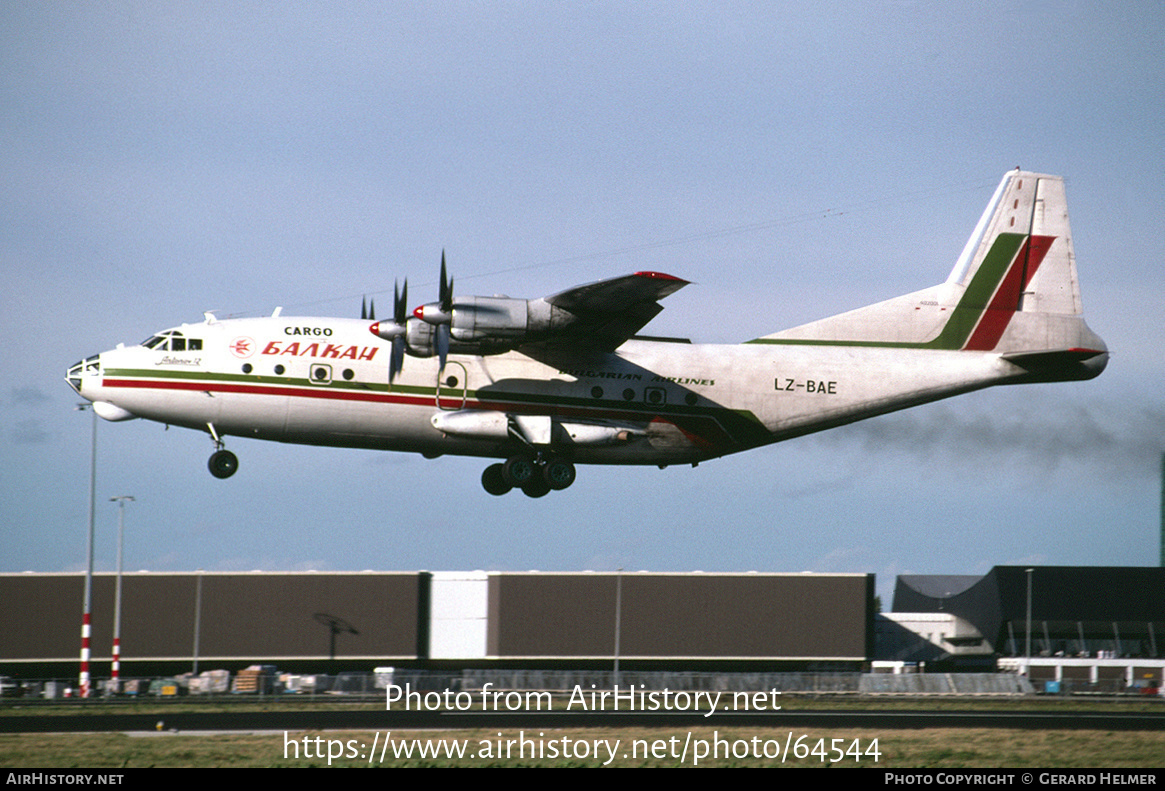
[{"left": 2, "top": 3, "right": 1162, "bottom": 602}]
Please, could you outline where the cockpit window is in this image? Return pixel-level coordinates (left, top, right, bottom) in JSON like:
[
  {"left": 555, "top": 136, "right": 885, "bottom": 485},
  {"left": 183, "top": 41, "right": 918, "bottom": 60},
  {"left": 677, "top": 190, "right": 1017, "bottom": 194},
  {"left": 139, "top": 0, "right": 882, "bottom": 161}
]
[{"left": 140, "top": 330, "right": 202, "bottom": 352}]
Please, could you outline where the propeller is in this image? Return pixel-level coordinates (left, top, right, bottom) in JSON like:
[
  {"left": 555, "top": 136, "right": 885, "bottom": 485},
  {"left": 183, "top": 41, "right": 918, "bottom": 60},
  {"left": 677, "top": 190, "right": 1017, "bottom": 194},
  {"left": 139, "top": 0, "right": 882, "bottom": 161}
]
[
  {"left": 369, "top": 251, "right": 454, "bottom": 378},
  {"left": 368, "top": 279, "right": 408, "bottom": 383},
  {"left": 360, "top": 296, "right": 376, "bottom": 321},
  {"left": 414, "top": 251, "right": 453, "bottom": 324},
  {"left": 390, "top": 279, "right": 407, "bottom": 382},
  {"left": 438, "top": 252, "right": 452, "bottom": 371},
  {"left": 414, "top": 251, "right": 453, "bottom": 372}
]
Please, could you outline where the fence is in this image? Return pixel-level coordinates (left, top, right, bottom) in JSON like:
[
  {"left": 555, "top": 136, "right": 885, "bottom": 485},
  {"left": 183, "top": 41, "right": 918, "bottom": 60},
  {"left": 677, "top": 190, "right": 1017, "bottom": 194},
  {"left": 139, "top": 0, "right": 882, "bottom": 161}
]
[{"left": 3, "top": 670, "right": 1079, "bottom": 700}]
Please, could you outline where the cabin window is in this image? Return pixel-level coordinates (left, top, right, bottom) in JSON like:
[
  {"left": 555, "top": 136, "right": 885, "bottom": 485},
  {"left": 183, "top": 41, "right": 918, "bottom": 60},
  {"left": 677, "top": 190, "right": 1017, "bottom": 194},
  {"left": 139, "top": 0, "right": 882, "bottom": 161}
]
[{"left": 140, "top": 331, "right": 202, "bottom": 352}]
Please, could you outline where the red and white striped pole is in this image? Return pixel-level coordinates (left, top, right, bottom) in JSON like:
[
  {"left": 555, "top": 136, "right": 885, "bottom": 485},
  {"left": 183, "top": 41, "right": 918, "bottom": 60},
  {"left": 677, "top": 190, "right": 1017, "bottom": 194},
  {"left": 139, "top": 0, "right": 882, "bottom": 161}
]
[
  {"left": 79, "top": 611, "right": 91, "bottom": 697},
  {"left": 79, "top": 405, "right": 97, "bottom": 698}
]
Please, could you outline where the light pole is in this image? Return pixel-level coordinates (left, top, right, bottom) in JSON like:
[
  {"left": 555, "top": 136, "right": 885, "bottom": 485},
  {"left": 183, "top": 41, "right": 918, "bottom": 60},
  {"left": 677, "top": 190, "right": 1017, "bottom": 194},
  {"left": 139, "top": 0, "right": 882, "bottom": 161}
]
[
  {"left": 109, "top": 496, "right": 134, "bottom": 690},
  {"left": 75, "top": 404, "right": 97, "bottom": 698},
  {"left": 613, "top": 568, "right": 623, "bottom": 687},
  {"left": 193, "top": 570, "right": 203, "bottom": 676},
  {"left": 1025, "top": 568, "right": 1034, "bottom": 677}
]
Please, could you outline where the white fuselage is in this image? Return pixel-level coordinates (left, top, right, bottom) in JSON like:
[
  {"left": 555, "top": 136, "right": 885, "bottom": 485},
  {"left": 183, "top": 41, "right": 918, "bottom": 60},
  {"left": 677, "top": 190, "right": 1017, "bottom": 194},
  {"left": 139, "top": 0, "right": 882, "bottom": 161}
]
[
  {"left": 70, "top": 315, "right": 1026, "bottom": 466},
  {"left": 64, "top": 172, "right": 1109, "bottom": 494}
]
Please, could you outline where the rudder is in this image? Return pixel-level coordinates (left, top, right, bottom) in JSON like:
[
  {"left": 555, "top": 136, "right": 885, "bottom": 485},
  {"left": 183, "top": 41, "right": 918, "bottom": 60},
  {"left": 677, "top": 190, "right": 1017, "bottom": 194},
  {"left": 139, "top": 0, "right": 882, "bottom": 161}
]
[{"left": 948, "top": 170, "right": 1084, "bottom": 352}]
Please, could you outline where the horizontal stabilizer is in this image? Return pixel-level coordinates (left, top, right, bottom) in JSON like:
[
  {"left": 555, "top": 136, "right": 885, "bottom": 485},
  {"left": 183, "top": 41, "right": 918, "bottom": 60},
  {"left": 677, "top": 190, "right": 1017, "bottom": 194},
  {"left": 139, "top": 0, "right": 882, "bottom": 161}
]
[
  {"left": 1000, "top": 347, "right": 1109, "bottom": 381},
  {"left": 1000, "top": 347, "right": 1106, "bottom": 365}
]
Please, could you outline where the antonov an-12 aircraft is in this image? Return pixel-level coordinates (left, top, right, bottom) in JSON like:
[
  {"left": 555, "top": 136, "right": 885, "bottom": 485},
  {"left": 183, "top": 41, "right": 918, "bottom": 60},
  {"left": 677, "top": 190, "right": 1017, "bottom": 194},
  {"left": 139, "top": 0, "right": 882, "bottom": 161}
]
[{"left": 67, "top": 170, "right": 1106, "bottom": 497}]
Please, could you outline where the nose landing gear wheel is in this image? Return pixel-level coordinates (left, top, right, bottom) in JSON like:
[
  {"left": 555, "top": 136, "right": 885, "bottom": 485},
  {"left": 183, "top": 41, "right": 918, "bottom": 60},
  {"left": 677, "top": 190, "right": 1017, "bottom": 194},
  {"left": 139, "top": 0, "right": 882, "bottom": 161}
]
[{"left": 208, "top": 449, "right": 239, "bottom": 479}]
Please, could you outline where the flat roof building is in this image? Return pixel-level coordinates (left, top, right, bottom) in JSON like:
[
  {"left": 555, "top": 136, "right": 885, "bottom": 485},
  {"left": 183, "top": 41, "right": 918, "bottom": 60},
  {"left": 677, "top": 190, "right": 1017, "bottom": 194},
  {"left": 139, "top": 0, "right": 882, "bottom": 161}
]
[{"left": 0, "top": 570, "right": 873, "bottom": 676}]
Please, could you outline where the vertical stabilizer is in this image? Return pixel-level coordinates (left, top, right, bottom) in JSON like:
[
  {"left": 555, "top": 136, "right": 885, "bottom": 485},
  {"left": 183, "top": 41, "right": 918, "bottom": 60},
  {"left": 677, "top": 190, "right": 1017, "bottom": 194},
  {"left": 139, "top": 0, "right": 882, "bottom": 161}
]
[
  {"left": 755, "top": 170, "right": 1105, "bottom": 372},
  {"left": 947, "top": 170, "right": 1083, "bottom": 329}
]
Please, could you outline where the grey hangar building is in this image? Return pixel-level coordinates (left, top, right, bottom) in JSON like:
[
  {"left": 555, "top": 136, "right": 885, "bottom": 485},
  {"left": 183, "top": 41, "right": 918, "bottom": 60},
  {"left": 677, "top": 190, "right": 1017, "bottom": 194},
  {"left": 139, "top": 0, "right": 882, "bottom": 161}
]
[{"left": 1, "top": 567, "right": 1161, "bottom": 691}]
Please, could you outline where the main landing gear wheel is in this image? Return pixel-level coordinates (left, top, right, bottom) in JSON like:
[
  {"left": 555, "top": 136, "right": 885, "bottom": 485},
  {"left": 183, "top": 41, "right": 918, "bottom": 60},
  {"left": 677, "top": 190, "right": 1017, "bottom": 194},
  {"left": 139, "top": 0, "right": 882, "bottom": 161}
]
[
  {"left": 542, "top": 459, "right": 576, "bottom": 490},
  {"left": 208, "top": 449, "right": 239, "bottom": 479},
  {"left": 481, "top": 463, "right": 512, "bottom": 496},
  {"left": 501, "top": 456, "right": 537, "bottom": 487},
  {"left": 482, "top": 455, "right": 578, "bottom": 495},
  {"left": 521, "top": 475, "right": 551, "bottom": 498}
]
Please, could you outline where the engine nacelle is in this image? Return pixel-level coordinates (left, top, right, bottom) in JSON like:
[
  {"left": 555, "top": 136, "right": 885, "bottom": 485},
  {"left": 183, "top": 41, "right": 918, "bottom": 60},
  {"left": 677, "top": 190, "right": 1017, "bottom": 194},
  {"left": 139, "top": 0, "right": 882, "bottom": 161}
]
[
  {"left": 450, "top": 297, "right": 531, "bottom": 341},
  {"left": 406, "top": 297, "right": 575, "bottom": 358},
  {"left": 404, "top": 317, "right": 438, "bottom": 358}
]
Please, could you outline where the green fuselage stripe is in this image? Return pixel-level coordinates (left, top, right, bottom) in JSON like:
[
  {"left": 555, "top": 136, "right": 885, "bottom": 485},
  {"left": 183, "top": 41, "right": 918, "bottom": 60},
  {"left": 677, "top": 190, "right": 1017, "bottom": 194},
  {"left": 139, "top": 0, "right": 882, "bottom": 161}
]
[
  {"left": 102, "top": 367, "right": 773, "bottom": 450},
  {"left": 748, "top": 233, "right": 1026, "bottom": 350}
]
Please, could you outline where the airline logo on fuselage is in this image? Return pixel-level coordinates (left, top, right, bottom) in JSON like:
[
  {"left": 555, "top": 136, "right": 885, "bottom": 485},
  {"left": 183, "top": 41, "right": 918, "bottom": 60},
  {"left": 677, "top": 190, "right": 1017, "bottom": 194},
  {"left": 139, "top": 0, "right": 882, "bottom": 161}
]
[{"left": 229, "top": 337, "right": 255, "bottom": 358}]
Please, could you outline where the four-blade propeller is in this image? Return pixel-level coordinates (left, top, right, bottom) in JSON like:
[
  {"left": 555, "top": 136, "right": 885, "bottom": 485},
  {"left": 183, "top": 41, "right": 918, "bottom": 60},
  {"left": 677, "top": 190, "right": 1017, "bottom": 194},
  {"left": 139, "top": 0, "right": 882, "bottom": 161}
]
[
  {"left": 368, "top": 278, "right": 409, "bottom": 382},
  {"left": 368, "top": 251, "right": 453, "bottom": 382},
  {"left": 414, "top": 251, "right": 453, "bottom": 372}
]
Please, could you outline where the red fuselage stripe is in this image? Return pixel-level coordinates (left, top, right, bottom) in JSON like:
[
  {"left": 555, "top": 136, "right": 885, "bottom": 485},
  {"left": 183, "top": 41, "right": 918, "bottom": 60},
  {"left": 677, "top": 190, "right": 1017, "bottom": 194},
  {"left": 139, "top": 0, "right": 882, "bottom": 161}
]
[{"left": 102, "top": 377, "right": 740, "bottom": 449}]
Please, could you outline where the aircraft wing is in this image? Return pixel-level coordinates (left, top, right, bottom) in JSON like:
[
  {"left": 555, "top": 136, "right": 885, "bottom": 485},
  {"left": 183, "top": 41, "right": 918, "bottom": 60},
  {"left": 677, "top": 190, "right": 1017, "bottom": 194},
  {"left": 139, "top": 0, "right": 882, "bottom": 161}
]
[{"left": 535, "top": 271, "right": 689, "bottom": 351}]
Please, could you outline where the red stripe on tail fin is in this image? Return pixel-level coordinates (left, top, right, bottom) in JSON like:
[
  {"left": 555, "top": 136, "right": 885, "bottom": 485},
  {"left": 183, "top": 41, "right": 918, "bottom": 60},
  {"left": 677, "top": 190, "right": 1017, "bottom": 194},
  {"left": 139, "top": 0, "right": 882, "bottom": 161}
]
[{"left": 963, "top": 235, "right": 1055, "bottom": 351}]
